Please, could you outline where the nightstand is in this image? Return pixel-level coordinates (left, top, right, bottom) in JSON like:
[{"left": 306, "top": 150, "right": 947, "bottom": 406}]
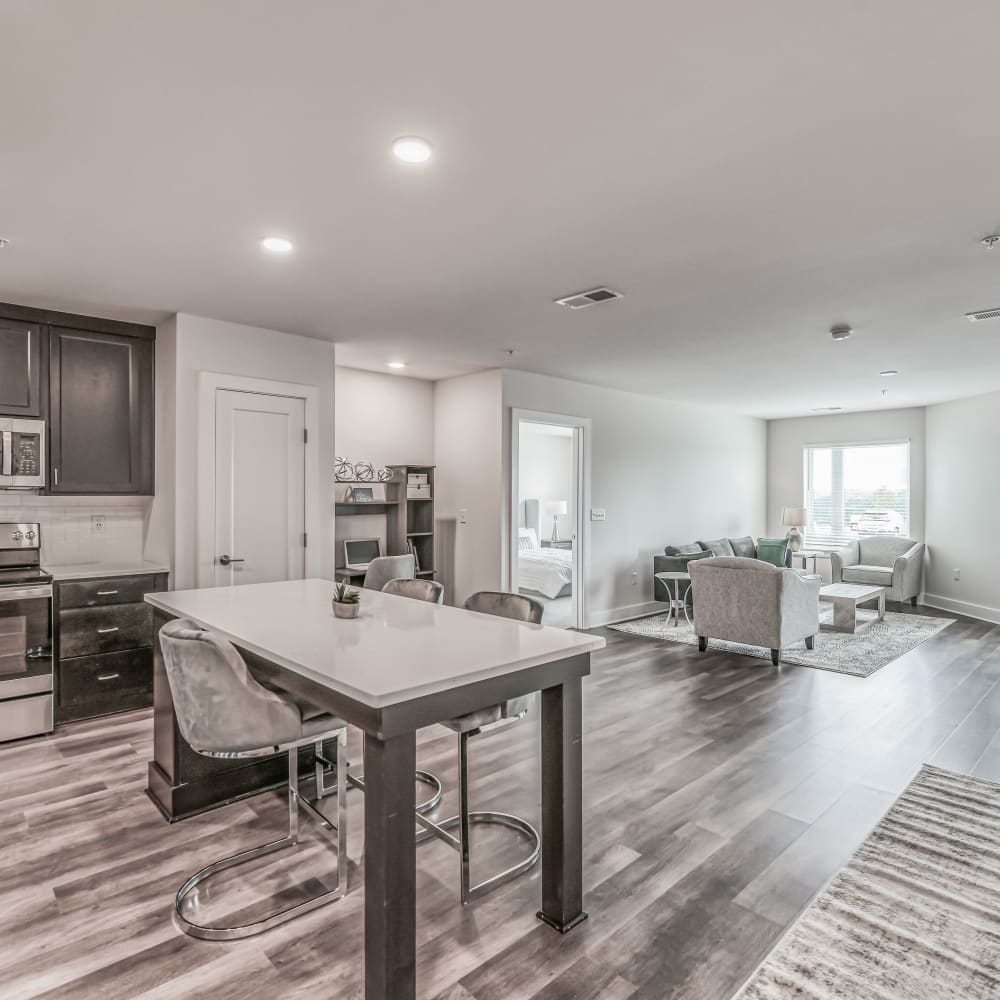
[{"left": 541, "top": 539, "right": 573, "bottom": 550}]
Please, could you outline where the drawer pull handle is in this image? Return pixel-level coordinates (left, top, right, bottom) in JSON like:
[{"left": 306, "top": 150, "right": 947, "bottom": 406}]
[
  {"left": 97, "top": 590, "right": 119, "bottom": 597},
  {"left": 97, "top": 673, "right": 120, "bottom": 682},
  {"left": 96, "top": 627, "right": 120, "bottom": 635}
]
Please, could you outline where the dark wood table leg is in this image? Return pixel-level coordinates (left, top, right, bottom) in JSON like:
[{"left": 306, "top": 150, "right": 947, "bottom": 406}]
[
  {"left": 364, "top": 730, "right": 417, "bottom": 999},
  {"left": 537, "top": 667, "right": 588, "bottom": 933}
]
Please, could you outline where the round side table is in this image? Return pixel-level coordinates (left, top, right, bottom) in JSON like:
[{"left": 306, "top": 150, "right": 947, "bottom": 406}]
[{"left": 655, "top": 571, "right": 692, "bottom": 627}]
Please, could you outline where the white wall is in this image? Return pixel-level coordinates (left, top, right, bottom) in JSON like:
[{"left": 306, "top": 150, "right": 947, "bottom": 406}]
[
  {"left": 502, "top": 370, "right": 768, "bottom": 625},
  {"left": 334, "top": 366, "right": 435, "bottom": 564},
  {"left": 149, "top": 314, "right": 337, "bottom": 589},
  {"left": 924, "top": 389, "right": 1000, "bottom": 622},
  {"left": 518, "top": 426, "right": 574, "bottom": 539},
  {"left": 766, "top": 407, "right": 927, "bottom": 542},
  {"left": 434, "top": 370, "right": 504, "bottom": 605}
]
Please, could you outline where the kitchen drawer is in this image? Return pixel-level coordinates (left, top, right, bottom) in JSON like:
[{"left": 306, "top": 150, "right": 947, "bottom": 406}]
[
  {"left": 58, "top": 602, "right": 153, "bottom": 658},
  {"left": 58, "top": 574, "right": 160, "bottom": 610},
  {"left": 57, "top": 647, "right": 152, "bottom": 723}
]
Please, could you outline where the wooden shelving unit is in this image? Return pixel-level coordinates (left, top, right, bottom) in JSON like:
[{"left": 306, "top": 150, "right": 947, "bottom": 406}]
[{"left": 333, "top": 466, "right": 436, "bottom": 581}]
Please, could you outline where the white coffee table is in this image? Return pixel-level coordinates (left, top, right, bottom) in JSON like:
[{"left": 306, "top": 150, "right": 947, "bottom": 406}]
[{"left": 819, "top": 583, "right": 886, "bottom": 633}]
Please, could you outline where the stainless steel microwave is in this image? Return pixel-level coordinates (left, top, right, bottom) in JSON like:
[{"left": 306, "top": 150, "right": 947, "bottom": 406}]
[{"left": 0, "top": 418, "right": 46, "bottom": 489}]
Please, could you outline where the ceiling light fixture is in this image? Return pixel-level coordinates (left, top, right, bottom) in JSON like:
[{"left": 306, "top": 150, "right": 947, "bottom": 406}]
[
  {"left": 387, "top": 361, "right": 407, "bottom": 369},
  {"left": 981, "top": 235, "right": 1000, "bottom": 249},
  {"left": 392, "top": 137, "right": 433, "bottom": 163},
  {"left": 0, "top": 238, "right": 9, "bottom": 249},
  {"left": 879, "top": 370, "right": 899, "bottom": 377},
  {"left": 811, "top": 406, "right": 843, "bottom": 412},
  {"left": 830, "top": 324, "right": 853, "bottom": 341},
  {"left": 260, "top": 236, "right": 293, "bottom": 253}
]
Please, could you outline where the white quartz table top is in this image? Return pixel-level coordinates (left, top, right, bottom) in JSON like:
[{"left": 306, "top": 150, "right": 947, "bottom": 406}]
[
  {"left": 44, "top": 561, "right": 170, "bottom": 581},
  {"left": 146, "top": 578, "right": 604, "bottom": 708}
]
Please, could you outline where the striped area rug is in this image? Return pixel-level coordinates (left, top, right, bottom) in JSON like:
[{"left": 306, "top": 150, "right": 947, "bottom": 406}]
[{"left": 734, "top": 765, "right": 1000, "bottom": 999}]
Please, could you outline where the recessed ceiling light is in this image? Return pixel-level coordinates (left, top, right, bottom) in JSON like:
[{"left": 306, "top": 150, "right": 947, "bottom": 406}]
[
  {"left": 830, "top": 324, "right": 853, "bottom": 341},
  {"left": 0, "top": 238, "right": 9, "bottom": 248},
  {"left": 260, "top": 236, "right": 293, "bottom": 253},
  {"left": 392, "top": 137, "right": 433, "bottom": 163},
  {"left": 879, "top": 370, "right": 898, "bottom": 377},
  {"left": 387, "top": 361, "right": 407, "bottom": 369},
  {"left": 811, "top": 406, "right": 843, "bottom": 412}
]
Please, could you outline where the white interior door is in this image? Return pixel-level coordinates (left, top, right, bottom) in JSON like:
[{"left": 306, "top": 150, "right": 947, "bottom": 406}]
[{"left": 214, "top": 388, "right": 306, "bottom": 587}]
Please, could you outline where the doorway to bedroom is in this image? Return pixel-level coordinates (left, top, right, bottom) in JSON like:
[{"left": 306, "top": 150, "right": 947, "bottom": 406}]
[{"left": 510, "top": 412, "right": 588, "bottom": 629}]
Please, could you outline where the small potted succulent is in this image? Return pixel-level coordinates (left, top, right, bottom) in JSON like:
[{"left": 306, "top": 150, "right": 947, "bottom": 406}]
[{"left": 332, "top": 582, "right": 362, "bottom": 619}]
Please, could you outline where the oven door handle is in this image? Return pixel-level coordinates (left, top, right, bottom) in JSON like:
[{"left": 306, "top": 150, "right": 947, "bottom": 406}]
[
  {"left": 0, "top": 585, "right": 53, "bottom": 602},
  {"left": 1, "top": 430, "right": 11, "bottom": 477}
]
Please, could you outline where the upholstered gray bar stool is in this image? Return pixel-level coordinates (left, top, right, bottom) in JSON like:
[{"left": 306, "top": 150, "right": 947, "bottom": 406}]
[
  {"left": 415, "top": 591, "right": 543, "bottom": 903},
  {"left": 342, "top": 576, "right": 447, "bottom": 813},
  {"left": 363, "top": 553, "right": 415, "bottom": 591},
  {"left": 158, "top": 619, "right": 349, "bottom": 941},
  {"left": 381, "top": 577, "right": 444, "bottom": 604}
]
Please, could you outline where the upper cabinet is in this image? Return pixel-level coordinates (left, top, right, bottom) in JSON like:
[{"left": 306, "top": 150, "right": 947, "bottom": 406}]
[
  {"left": 48, "top": 328, "right": 154, "bottom": 495},
  {"left": 0, "top": 319, "right": 45, "bottom": 416}
]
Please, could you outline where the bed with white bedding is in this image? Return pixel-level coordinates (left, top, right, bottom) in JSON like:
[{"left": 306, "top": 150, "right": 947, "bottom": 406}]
[{"left": 517, "top": 528, "right": 573, "bottom": 600}]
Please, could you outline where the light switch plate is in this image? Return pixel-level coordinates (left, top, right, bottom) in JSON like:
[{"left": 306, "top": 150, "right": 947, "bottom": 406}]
[{"left": 590, "top": 508, "right": 606, "bottom": 522}]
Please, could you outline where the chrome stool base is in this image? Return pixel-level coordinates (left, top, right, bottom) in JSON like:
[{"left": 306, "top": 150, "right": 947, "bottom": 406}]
[
  {"left": 415, "top": 725, "right": 540, "bottom": 904},
  {"left": 174, "top": 731, "right": 347, "bottom": 942},
  {"left": 345, "top": 760, "right": 443, "bottom": 815}
]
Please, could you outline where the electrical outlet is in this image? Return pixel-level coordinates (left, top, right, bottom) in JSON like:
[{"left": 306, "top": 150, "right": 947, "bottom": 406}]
[
  {"left": 92, "top": 515, "right": 105, "bottom": 533},
  {"left": 631, "top": 572, "right": 638, "bottom": 587},
  {"left": 953, "top": 568, "right": 961, "bottom": 581},
  {"left": 458, "top": 509, "right": 468, "bottom": 524},
  {"left": 590, "top": 508, "right": 606, "bottom": 522}
]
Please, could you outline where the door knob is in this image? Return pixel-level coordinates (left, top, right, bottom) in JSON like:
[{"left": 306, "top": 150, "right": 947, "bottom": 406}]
[{"left": 219, "top": 554, "right": 245, "bottom": 566}]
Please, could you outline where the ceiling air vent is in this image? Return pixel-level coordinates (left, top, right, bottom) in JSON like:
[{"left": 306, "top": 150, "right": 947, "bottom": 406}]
[
  {"left": 554, "top": 287, "right": 623, "bottom": 309},
  {"left": 966, "top": 307, "right": 1000, "bottom": 322}
]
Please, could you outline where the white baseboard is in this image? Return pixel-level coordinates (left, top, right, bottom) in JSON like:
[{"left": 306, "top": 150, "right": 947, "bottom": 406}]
[
  {"left": 587, "top": 600, "right": 663, "bottom": 628},
  {"left": 920, "top": 593, "right": 1000, "bottom": 625}
]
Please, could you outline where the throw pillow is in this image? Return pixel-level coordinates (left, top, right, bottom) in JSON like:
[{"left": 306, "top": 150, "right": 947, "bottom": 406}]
[
  {"left": 659, "top": 550, "right": 714, "bottom": 573},
  {"left": 756, "top": 537, "right": 789, "bottom": 567},
  {"left": 698, "top": 538, "right": 736, "bottom": 558},
  {"left": 729, "top": 535, "right": 756, "bottom": 558},
  {"left": 664, "top": 543, "right": 704, "bottom": 556}
]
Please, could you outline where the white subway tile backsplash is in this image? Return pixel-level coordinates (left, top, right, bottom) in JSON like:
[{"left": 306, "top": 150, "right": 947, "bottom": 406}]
[{"left": 0, "top": 497, "right": 150, "bottom": 565}]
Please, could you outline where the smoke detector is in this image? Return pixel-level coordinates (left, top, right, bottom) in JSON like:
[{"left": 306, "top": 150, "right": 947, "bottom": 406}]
[
  {"left": 554, "top": 287, "right": 623, "bottom": 309},
  {"left": 830, "top": 324, "right": 853, "bottom": 341},
  {"left": 966, "top": 307, "right": 1000, "bottom": 322}
]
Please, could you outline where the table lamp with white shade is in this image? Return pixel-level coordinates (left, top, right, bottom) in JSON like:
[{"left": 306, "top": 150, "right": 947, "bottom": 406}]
[
  {"left": 545, "top": 499, "right": 569, "bottom": 542},
  {"left": 781, "top": 505, "right": 807, "bottom": 552}
]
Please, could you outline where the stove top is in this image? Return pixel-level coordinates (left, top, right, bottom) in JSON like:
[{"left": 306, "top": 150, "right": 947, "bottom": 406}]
[
  {"left": 0, "top": 566, "right": 53, "bottom": 587},
  {"left": 0, "top": 522, "right": 49, "bottom": 587}
]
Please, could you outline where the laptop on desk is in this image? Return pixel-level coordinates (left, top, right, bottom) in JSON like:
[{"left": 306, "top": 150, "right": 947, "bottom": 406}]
[{"left": 343, "top": 538, "right": 382, "bottom": 573}]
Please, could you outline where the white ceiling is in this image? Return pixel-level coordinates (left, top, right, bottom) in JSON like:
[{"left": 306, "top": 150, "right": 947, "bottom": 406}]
[{"left": 2, "top": 1, "right": 1000, "bottom": 418}]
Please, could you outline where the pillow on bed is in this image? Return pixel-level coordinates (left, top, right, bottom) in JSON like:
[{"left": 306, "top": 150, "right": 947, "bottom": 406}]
[{"left": 518, "top": 528, "right": 540, "bottom": 551}]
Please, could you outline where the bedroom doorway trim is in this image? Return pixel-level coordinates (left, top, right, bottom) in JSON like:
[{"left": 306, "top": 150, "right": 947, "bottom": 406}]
[{"left": 508, "top": 408, "right": 591, "bottom": 630}]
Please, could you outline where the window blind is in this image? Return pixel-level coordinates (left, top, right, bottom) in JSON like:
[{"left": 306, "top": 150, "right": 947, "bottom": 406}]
[{"left": 802, "top": 440, "right": 910, "bottom": 550}]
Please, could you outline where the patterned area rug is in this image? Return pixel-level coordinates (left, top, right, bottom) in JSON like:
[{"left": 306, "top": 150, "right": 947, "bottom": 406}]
[
  {"left": 733, "top": 765, "right": 1000, "bottom": 999},
  {"left": 608, "top": 610, "right": 953, "bottom": 677}
]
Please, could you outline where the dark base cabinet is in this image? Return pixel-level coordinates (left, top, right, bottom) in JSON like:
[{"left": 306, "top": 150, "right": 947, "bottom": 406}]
[{"left": 55, "top": 573, "right": 168, "bottom": 725}]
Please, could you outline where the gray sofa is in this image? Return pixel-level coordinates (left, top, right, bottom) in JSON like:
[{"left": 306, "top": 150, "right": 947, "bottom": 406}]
[
  {"left": 653, "top": 536, "right": 766, "bottom": 602},
  {"left": 689, "top": 557, "right": 821, "bottom": 666},
  {"left": 829, "top": 534, "right": 925, "bottom": 605}
]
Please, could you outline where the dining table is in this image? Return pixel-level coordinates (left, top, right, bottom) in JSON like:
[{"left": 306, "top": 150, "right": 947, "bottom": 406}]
[{"left": 145, "top": 578, "right": 605, "bottom": 1000}]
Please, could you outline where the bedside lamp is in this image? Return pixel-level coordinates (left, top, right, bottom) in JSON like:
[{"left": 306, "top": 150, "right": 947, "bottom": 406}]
[
  {"left": 781, "top": 506, "right": 807, "bottom": 552},
  {"left": 545, "top": 500, "right": 568, "bottom": 542}
]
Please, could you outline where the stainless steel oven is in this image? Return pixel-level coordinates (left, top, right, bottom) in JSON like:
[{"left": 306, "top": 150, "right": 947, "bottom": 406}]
[
  {"left": 0, "top": 524, "right": 53, "bottom": 742},
  {"left": 0, "top": 418, "right": 46, "bottom": 489}
]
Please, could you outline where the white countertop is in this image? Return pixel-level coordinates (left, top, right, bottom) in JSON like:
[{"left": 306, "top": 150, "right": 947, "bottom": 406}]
[
  {"left": 146, "top": 578, "right": 604, "bottom": 708},
  {"left": 44, "top": 561, "right": 170, "bottom": 581}
]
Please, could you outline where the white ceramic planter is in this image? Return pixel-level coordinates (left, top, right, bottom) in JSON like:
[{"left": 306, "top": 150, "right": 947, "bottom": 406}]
[{"left": 333, "top": 602, "right": 361, "bottom": 619}]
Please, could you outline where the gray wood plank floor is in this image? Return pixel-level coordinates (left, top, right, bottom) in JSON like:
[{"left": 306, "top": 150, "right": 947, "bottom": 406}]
[{"left": 1, "top": 607, "right": 997, "bottom": 999}]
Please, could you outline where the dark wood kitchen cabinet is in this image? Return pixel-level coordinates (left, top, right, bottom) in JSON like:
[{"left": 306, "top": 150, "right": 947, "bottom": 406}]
[
  {"left": 48, "top": 327, "right": 154, "bottom": 494},
  {"left": 0, "top": 318, "right": 45, "bottom": 416}
]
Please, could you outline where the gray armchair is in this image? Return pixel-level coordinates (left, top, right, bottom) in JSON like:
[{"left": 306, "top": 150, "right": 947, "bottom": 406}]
[
  {"left": 829, "top": 535, "right": 924, "bottom": 605},
  {"left": 689, "top": 557, "right": 821, "bottom": 666}
]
